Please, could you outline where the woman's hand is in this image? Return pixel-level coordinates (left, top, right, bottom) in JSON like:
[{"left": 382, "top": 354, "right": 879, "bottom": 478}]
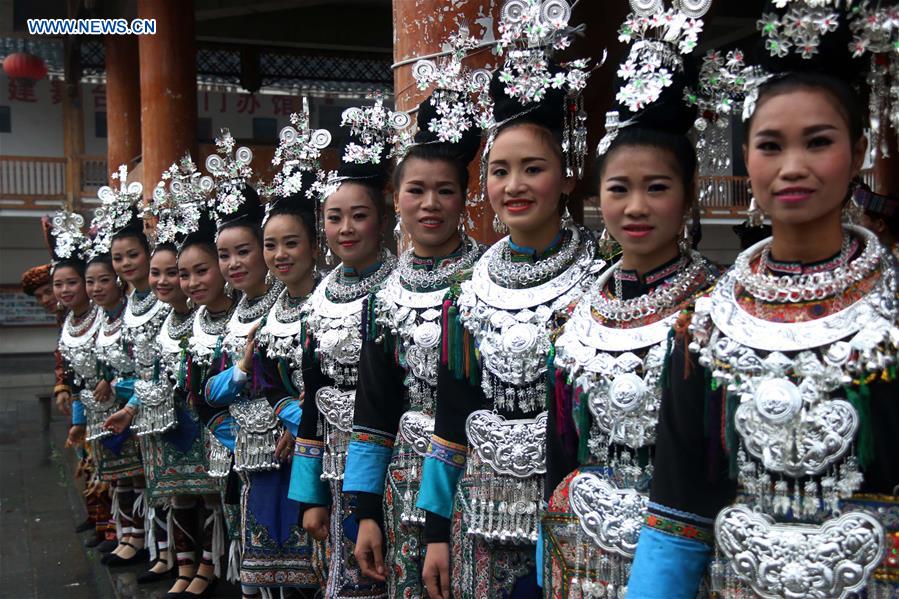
[
  {"left": 55, "top": 390, "right": 72, "bottom": 415},
  {"left": 65, "top": 425, "right": 86, "bottom": 448},
  {"left": 302, "top": 506, "right": 330, "bottom": 542},
  {"left": 275, "top": 430, "right": 294, "bottom": 462},
  {"left": 354, "top": 518, "right": 386, "bottom": 581},
  {"left": 103, "top": 407, "right": 134, "bottom": 435},
  {"left": 93, "top": 379, "right": 112, "bottom": 403},
  {"left": 422, "top": 542, "right": 451, "bottom": 599},
  {"left": 237, "top": 323, "right": 260, "bottom": 375}
]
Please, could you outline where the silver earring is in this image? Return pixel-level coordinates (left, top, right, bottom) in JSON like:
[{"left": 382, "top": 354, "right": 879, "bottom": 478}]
[
  {"left": 492, "top": 213, "right": 508, "bottom": 235},
  {"left": 746, "top": 182, "right": 765, "bottom": 228},
  {"left": 265, "top": 270, "right": 274, "bottom": 286},
  {"left": 224, "top": 281, "right": 234, "bottom": 297},
  {"left": 598, "top": 226, "right": 616, "bottom": 255},
  {"left": 458, "top": 213, "right": 467, "bottom": 237},
  {"left": 842, "top": 194, "right": 863, "bottom": 224},
  {"left": 393, "top": 213, "right": 403, "bottom": 249},
  {"left": 325, "top": 248, "right": 335, "bottom": 266},
  {"left": 678, "top": 211, "right": 692, "bottom": 254},
  {"left": 186, "top": 297, "right": 195, "bottom": 311}
]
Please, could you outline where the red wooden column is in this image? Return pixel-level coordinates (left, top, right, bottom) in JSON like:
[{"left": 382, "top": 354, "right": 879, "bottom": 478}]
[
  {"left": 104, "top": 35, "right": 141, "bottom": 182},
  {"left": 392, "top": 0, "right": 504, "bottom": 245},
  {"left": 137, "top": 0, "right": 197, "bottom": 200}
]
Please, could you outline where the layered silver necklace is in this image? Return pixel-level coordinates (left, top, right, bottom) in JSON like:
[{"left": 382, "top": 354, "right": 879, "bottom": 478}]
[
  {"left": 59, "top": 305, "right": 102, "bottom": 387},
  {"left": 733, "top": 228, "right": 879, "bottom": 303},
  {"left": 396, "top": 236, "right": 481, "bottom": 291},
  {"left": 325, "top": 248, "right": 397, "bottom": 302},
  {"left": 690, "top": 225, "right": 898, "bottom": 599},
  {"left": 189, "top": 304, "right": 233, "bottom": 369},
  {"left": 487, "top": 227, "right": 581, "bottom": 288},
  {"left": 256, "top": 286, "right": 313, "bottom": 394}
]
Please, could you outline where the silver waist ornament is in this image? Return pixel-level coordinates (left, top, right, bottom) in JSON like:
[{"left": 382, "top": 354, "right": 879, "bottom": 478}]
[
  {"left": 315, "top": 386, "right": 355, "bottom": 481},
  {"left": 458, "top": 224, "right": 604, "bottom": 413},
  {"left": 206, "top": 434, "right": 231, "bottom": 478},
  {"left": 689, "top": 226, "right": 898, "bottom": 599},
  {"left": 395, "top": 410, "right": 435, "bottom": 526},
  {"left": 463, "top": 410, "right": 547, "bottom": 545},
  {"left": 229, "top": 398, "right": 281, "bottom": 472},
  {"left": 255, "top": 287, "right": 308, "bottom": 396},
  {"left": 81, "top": 388, "right": 118, "bottom": 441}
]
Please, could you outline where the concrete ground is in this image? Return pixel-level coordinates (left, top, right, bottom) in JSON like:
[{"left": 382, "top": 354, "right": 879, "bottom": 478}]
[{"left": 0, "top": 354, "right": 246, "bottom": 598}]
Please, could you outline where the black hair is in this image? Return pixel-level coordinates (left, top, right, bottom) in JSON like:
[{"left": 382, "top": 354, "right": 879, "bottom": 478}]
[
  {"left": 177, "top": 238, "right": 218, "bottom": 261},
  {"left": 86, "top": 253, "right": 117, "bottom": 276},
  {"left": 324, "top": 180, "right": 387, "bottom": 222},
  {"left": 152, "top": 242, "right": 178, "bottom": 255},
  {"left": 264, "top": 192, "right": 318, "bottom": 246},
  {"left": 111, "top": 227, "right": 151, "bottom": 256},
  {"left": 746, "top": 71, "right": 865, "bottom": 144},
  {"left": 393, "top": 143, "right": 473, "bottom": 196},
  {"left": 215, "top": 186, "right": 265, "bottom": 245},
  {"left": 217, "top": 219, "right": 264, "bottom": 244},
  {"left": 52, "top": 259, "right": 86, "bottom": 280}
]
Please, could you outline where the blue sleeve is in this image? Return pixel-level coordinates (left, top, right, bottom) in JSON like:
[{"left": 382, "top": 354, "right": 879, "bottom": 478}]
[
  {"left": 72, "top": 397, "right": 86, "bottom": 426},
  {"left": 342, "top": 439, "right": 393, "bottom": 495},
  {"left": 536, "top": 521, "right": 544, "bottom": 588},
  {"left": 287, "top": 438, "right": 330, "bottom": 505},
  {"left": 114, "top": 377, "right": 135, "bottom": 402},
  {"left": 627, "top": 526, "right": 711, "bottom": 599},
  {"left": 208, "top": 411, "right": 237, "bottom": 452},
  {"left": 415, "top": 435, "right": 466, "bottom": 519},
  {"left": 273, "top": 397, "right": 302, "bottom": 436},
  {"left": 204, "top": 365, "right": 246, "bottom": 407}
]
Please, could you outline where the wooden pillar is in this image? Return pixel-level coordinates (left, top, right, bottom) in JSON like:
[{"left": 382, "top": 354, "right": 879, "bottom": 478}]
[
  {"left": 392, "top": 0, "right": 504, "bottom": 245},
  {"left": 104, "top": 35, "right": 141, "bottom": 183},
  {"left": 137, "top": 0, "right": 197, "bottom": 200}
]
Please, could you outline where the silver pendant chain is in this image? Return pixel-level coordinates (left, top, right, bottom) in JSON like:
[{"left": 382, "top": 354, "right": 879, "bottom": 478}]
[
  {"left": 397, "top": 236, "right": 481, "bottom": 291},
  {"left": 235, "top": 280, "right": 284, "bottom": 324},
  {"left": 326, "top": 248, "right": 397, "bottom": 302},
  {"left": 129, "top": 289, "right": 158, "bottom": 316},
  {"left": 487, "top": 227, "right": 581, "bottom": 289},
  {"left": 734, "top": 226, "right": 879, "bottom": 303},
  {"left": 601, "top": 252, "right": 709, "bottom": 322}
]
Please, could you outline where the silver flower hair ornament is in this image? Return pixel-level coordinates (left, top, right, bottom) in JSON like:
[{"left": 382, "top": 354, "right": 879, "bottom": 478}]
[
  {"left": 50, "top": 209, "right": 89, "bottom": 261},
  {"left": 267, "top": 98, "right": 332, "bottom": 199},
  {"left": 89, "top": 164, "right": 143, "bottom": 258},
  {"left": 151, "top": 154, "right": 214, "bottom": 245},
  {"left": 411, "top": 23, "right": 493, "bottom": 145},
  {"left": 205, "top": 128, "right": 254, "bottom": 227},
  {"left": 757, "top": 2, "right": 841, "bottom": 59},
  {"left": 339, "top": 95, "right": 412, "bottom": 164}
]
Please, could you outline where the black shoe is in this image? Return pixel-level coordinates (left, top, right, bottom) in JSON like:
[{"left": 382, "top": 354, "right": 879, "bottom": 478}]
[
  {"left": 75, "top": 519, "right": 94, "bottom": 533},
  {"left": 181, "top": 574, "right": 218, "bottom": 598},
  {"left": 165, "top": 575, "right": 194, "bottom": 599},
  {"left": 84, "top": 535, "right": 103, "bottom": 549},
  {"left": 137, "top": 560, "right": 174, "bottom": 584},
  {"left": 95, "top": 539, "right": 118, "bottom": 553},
  {"left": 103, "top": 543, "right": 149, "bottom": 567}
]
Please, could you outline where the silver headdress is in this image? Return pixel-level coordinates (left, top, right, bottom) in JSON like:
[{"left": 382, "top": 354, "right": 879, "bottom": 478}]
[
  {"left": 265, "top": 97, "right": 332, "bottom": 202},
  {"left": 204, "top": 128, "right": 256, "bottom": 228},
  {"left": 150, "top": 154, "right": 215, "bottom": 246},
  {"left": 89, "top": 164, "right": 144, "bottom": 258},
  {"left": 597, "top": 3, "right": 708, "bottom": 156},
  {"left": 50, "top": 209, "right": 90, "bottom": 263},
  {"left": 492, "top": 0, "right": 596, "bottom": 180},
  {"left": 409, "top": 23, "right": 493, "bottom": 148},
  {"left": 339, "top": 94, "right": 412, "bottom": 166}
]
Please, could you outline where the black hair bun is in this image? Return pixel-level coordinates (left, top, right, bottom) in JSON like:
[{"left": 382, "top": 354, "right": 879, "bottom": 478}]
[
  {"left": 182, "top": 212, "right": 217, "bottom": 248},
  {"left": 411, "top": 97, "right": 483, "bottom": 166},
  {"left": 489, "top": 66, "right": 565, "bottom": 136}
]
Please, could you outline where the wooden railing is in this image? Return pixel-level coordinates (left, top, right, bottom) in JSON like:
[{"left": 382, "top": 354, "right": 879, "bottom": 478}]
[
  {"left": 0, "top": 155, "right": 108, "bottom": 212},
  {"left": 699, "top": 175, "right": 751, "bottom": 218}
]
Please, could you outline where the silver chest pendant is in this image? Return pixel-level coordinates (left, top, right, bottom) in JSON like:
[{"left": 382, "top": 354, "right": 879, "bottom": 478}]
[
  {"left": 693, "top": 234, "right": 898, "bottom": 599},
  {"left": 129, "top": 300, "right": 177, "bottom": 437}
]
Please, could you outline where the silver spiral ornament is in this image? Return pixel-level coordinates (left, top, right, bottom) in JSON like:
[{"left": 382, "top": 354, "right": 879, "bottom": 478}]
[
  {"left": 501, "top": 0, "right": 528, "bottom": 23},
  {"left": 628, "top": 0, "right": 664, "bottom": 16},
  {"left": 279, "top": 125, "right": 298, "bottom": 144},
  {"left": 389, "top": 111, "right": 411, "bottom": 129},
  {"left": 674, "top": 0, "right": 711, "bottom": 18},
  {"left": 127, "top": 181, "right": 143, "bottom": 195},
  {"left": 205, "top": 154, "right": 225, "bottom": 174},
  {"left": 198, "top": 175, "right": 215, "bottom": 193},
  {"left": 341, "top": 107, "right": 363, "bottom": 123},
  {"left": 502, "top": 323, "right": 538, "bottom": 354},
  {"left": 97, "top": 186, "right": 116, "bottom": 203},
  {"left": 154, "top": 184, "right": 169, "bottom": 202},
  {"left": 471, "top": 68, "right": 492, "bottom": 90},
  {"left": 235, "top": 146, "right": 253, "bottom": 164},
  {"left": 310, "top": 128, "right": 332, "bottom": 149},
  {"left": 541, "top": 0, "right": 571, "bottom": 24},
  {"left": 412, "top": 59, "right": 437, "bottom": 84}
]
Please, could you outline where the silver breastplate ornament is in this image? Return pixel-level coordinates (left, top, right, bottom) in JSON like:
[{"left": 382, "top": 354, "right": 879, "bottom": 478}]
[
  {"left": 690, "top": 226, "right": 898, "bottom": 599},
  {"left": 305, "top": 254, "right": 396, "bottom": 481},
  {"left": 59, "top": 305, "right": 102, "bottom": 388},
  {"left": 125, "top": 292, "right": 176, "bottom": 437},
  {"left": 460, "top": 224, "right": 605, "bottom": 546},
  {"left": 221, "top": 281, "right": 285, "bottom": 473}
]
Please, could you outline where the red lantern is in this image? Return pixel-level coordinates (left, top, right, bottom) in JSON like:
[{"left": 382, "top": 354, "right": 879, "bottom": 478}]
[{"left": 3, "top": 52, "right": 48, "bottom": 82}]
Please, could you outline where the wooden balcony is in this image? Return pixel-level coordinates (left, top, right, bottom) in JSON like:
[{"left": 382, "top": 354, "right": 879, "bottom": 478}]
[{"left": 0, "top": 155, "right": 108, "bottom": 214}]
